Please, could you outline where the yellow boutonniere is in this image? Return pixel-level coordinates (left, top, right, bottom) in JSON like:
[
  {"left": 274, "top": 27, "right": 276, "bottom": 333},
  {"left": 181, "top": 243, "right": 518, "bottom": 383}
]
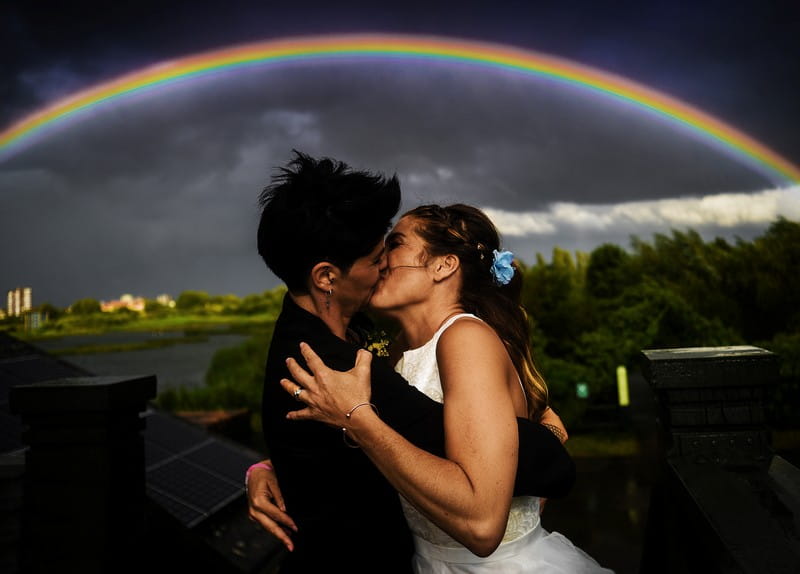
[{"left": 364, "top": 329, "right": 391, "bottom": 357}]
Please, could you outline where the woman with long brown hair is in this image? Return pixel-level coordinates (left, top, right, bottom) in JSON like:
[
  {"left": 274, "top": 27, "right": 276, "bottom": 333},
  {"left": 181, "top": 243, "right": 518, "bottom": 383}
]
[{"left": 285, "top": 204, "right": 611, "bottom": 572}]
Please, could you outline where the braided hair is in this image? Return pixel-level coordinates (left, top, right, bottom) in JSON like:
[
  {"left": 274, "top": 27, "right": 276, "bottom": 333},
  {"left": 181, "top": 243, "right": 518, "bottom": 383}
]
[{"left": 404, "top": 204, "right": 549, "bottom": 421}]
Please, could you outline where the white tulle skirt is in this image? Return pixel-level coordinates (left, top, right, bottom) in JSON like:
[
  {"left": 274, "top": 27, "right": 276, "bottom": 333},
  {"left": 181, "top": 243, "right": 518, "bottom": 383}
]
[{"left": 411, "top": 525, "right": 615, "bottom": 574}]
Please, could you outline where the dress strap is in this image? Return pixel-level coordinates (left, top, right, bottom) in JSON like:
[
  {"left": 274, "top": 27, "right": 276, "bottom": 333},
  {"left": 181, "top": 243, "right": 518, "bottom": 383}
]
[{"left": 436, "top": 313, "right": 479, "bottom": 335}]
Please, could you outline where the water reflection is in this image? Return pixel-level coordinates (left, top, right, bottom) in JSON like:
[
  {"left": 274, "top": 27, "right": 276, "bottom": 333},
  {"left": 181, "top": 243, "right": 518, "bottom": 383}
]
[{"left": 34, "top": 332, "right": 249, "bottom": 391}]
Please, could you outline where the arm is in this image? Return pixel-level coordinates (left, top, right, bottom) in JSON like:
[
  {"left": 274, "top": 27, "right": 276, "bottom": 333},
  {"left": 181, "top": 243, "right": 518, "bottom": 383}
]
[
  {"left": 245, "top": 459, "right": 298, "bottom": 551},
  {"left": 285, "top": 321, "right": 524, "bottom": 557},
  {"left": 433, "top": 320, "right": 520, "bottom": 553},
  {"left": 541, "top": 407, "right": 569, "bottom": 443},
  {"left": 269, "top": 300, "right": 573, "bottom": 498},
  {"left": 354, "top": 347, "right": 574, "bottom": 499}
]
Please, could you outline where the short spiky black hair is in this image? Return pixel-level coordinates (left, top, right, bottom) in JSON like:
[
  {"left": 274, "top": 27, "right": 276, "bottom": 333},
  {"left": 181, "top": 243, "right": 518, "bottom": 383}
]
[{"left": 257, "top": 151, "right": 401, "bottom": 292}]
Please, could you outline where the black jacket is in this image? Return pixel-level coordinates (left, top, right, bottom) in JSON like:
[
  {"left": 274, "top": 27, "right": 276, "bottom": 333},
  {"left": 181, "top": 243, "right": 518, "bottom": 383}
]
[{"left": 262, "top": 294, "right": 575, "bottom": 573}]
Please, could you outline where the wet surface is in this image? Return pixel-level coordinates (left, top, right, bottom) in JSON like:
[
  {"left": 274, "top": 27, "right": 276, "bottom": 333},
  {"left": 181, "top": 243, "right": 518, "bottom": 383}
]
[
  {"left": 541, "top": 455, "right": 655, "bottom": 574},
  {"left": 538, "top": 370, "right": 660, "bottom": 574}
]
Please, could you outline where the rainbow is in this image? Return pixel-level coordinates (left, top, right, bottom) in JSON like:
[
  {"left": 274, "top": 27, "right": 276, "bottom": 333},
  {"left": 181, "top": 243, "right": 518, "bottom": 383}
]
[{"left": 1, "top": 33, "right": 798, "bottom": 182}]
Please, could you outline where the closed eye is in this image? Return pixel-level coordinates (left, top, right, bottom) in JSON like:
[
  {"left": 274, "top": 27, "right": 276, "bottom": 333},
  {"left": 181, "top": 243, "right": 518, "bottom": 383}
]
[{"left": 385, "top": 233, "right": 403, "bottom": 251}]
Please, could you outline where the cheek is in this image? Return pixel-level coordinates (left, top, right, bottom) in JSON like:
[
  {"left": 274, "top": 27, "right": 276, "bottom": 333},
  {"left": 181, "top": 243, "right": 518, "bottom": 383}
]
[{"left": 362, "top": 268, "right": 381, "bottom": 291}]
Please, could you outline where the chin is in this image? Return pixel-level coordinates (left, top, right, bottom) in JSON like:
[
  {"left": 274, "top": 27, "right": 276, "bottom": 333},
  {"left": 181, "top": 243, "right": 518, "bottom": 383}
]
[{"left": 366, "top": 295, "right": 387, "bottom": 314}]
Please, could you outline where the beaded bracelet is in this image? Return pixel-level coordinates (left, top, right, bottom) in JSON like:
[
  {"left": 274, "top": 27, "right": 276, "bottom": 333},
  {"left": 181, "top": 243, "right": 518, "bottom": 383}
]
[
  {"left": 542, "top": 422, "right": 567, "bottom": 444},
  {"left": 245, "top": 461, "right": 274, "bottom": 488},
  {"left": 342, "top": 402, "right": 379, "bottom": 449}
]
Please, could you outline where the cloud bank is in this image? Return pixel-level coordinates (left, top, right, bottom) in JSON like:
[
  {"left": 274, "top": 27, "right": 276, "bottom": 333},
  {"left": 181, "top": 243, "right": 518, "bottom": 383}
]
[{"left": 484, "top": 186, "right": 800, "bottom": 237}]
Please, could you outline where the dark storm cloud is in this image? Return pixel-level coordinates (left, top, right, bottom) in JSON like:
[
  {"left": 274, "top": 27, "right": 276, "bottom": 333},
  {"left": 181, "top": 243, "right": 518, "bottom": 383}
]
[
  {"left": 4, "top": 62, "right": 772, "bottom": 198},
  {"left": 2, "top": 0, "right": 798, "bottom": 306}
]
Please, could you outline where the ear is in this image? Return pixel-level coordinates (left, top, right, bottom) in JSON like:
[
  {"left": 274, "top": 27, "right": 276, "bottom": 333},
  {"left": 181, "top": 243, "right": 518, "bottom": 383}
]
[
  {"left": 309, "top": 261, "right": 338, "bottom": 292},
  {"left": 432, "top": 254, "right": 460, "bottom": 282}
]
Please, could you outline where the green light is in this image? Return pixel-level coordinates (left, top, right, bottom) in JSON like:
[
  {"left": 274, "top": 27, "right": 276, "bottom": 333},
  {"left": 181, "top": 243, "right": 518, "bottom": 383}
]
[{"left": 617, "top": 366, "right": 630, "bottom": 407}]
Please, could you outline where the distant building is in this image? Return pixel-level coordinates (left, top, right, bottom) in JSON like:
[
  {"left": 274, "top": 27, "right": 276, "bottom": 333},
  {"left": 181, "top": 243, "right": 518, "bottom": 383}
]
[
  {"left": 100, "top": 293, "right": 146, "bottom": 313},
  {"left": 155, "top": 293, "right": 176, "bottom": 308},
  {"left": 7, "top": 287, "right": 32, "bottom": 317},
  {"left": 24, "top": 311, "right": 46, "bottom": 331}
]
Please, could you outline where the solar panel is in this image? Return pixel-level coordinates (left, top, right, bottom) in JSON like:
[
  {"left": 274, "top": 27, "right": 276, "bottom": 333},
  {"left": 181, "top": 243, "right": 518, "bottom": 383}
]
[
  {"left": 142, "top": 409, "right": 260, "bottom": 529},
  {"left": 144, "top": 408, "right": 209, "bottom": 453},
  {"left": 147, "top": 485, "right": 207, "bottom": 526},
  {"left": 185, "top": 440, "right": 257, "bottom": 485},
  {"left": 144, "top": 439, "right": 174, "bottom": 468},
  {"left": 0, "top": 334, "right": 33, "bottom": 360},
  {"left": 0, "top": 356, "right": 84, "bottom": 384}
]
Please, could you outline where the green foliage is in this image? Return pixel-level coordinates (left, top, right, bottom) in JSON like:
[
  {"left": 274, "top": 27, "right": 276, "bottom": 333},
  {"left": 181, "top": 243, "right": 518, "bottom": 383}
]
[
  {"left": 521, "top": 219, "right": 800, "bottom": 428},
  {"left": 69, "top": 298, "right": 101, "bottom": 315},
  {"left": 155, "top": 323, "right": 276, "bottom": 412},
  {"left": 144, "top": 299, "right": 171, "bottom": 316},
  {"left": 586, "top": 243, "right": 632, "bottom": 299},
  {"left": 175, "top": 290, "right": 211, "bottom": 311},
  {"left": 37, "top": 302, "right": 63, "bottom": 320},
  {"left": 20, "top": 285, "right": 288, "bottom": 338},
  {"left": 56, "top": 311, "right": 137, "bottom": 330},
  {"left": 238, "top": 293, "right": 274, "bottom": 315}
]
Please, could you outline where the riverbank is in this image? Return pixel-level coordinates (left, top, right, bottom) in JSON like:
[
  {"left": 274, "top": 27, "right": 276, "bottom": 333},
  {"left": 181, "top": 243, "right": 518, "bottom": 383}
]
[
  {"left": 33, "top": 330, "right": 256, "bottom": 393},
  {"left": 16, "top": 312, "right": 274, "bottom": 341}
]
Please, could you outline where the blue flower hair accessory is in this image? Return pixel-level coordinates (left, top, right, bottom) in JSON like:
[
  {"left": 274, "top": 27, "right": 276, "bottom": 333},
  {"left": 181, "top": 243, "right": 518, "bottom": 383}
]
[{"left": 490, "top": 249, "right": 515, "bottom": 285}]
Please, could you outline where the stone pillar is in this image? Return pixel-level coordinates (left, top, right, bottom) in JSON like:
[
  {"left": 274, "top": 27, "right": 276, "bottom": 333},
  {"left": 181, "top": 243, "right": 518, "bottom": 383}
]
[
  {"left": 641, "top": 345, "right": 778, "bottom": 469},
  {"left": 638, "top": 346, "right": 800, "bottom": 573},
  {"left": 9, "top": 375, "right": 156, "bottom": 573}
]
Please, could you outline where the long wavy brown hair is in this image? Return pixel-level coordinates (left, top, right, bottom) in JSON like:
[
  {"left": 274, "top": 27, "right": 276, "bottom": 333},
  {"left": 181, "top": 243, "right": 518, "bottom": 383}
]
[{"left": 404, "top": 204, "right": 549, "bottom": 421}]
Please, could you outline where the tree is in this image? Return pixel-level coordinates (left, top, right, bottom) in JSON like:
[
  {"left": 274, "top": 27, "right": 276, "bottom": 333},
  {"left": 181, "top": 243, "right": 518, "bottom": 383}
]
[
  {"left": 586, "top": 243, "right": 631, "bottom": 299},
  {"left": 37, "top": 302, "right": 63, "bottom": 320},
  {"left": 144, "top": 298, "right": 168, "bottom": 315},
  {"left": 522, "top": 247, "right": 592, "bottom": 357},
  {"left": 175, "top": 290, "right": 210, "bottom": 311},
  {"left": 69, "top": 298, "right": 101, "bottom": 315}
]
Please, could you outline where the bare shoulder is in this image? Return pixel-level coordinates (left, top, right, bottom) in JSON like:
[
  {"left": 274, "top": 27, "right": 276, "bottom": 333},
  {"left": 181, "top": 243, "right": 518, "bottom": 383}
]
[
  {"left": 436, "top": 317, "right": 506, "bottom": 362},
  {"left": 440, "top": 316, "right": 495, "bottom": 340}
]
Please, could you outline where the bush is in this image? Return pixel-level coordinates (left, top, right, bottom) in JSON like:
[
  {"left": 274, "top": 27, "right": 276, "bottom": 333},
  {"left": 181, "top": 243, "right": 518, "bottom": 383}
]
[{"left": 154, "top": 323, "right": 275, "bottom": 412}]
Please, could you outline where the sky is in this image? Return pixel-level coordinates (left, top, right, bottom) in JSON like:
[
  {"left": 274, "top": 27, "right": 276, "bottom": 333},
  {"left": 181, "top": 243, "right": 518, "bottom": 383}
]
[{"left": 2, "top": 0, "right": 799, "bottom": 307}]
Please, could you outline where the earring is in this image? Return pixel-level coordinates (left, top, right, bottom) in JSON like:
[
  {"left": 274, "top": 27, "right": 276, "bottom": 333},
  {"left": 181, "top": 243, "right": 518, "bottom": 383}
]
[{"left": 325, "top": 289, "right": 333, "bottom": 310}]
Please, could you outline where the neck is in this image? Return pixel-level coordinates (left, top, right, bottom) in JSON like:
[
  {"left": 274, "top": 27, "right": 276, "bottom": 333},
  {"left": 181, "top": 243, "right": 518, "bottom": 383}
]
[
  {"left": 392, "top": 299, "right": 464, "bottom": 349},
  {"left": 290, "top": 292, "right": 353, "bottom": 341}
]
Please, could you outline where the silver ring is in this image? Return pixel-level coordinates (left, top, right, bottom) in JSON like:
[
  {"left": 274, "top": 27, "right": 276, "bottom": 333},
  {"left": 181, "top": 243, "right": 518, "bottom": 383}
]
[{"left": 293, "top": 387, "right": 303, "bottom": 401}]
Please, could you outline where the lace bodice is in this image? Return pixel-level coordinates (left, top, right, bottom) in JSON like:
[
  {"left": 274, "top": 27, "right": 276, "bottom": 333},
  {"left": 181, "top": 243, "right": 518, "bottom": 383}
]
[{"left": 394, "top": 314, "right": 541, "bottom": 548}]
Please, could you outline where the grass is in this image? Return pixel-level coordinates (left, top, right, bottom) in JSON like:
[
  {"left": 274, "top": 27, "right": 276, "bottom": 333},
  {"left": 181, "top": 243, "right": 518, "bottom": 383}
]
[
  {"left": 564, "top": 431, "right": 642, "bottom": 458},
  {"left": 48, "top": 333, "right": 211, "bottom": 355},
  {"left": 563, "top": 428, "right": 800, "bottom": 459},
  {"left": 19, "top": 312, "right": 275, "bottom": 340}
]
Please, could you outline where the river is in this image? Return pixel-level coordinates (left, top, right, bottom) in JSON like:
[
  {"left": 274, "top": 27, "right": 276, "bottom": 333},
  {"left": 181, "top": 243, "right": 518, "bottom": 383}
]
[{"left": 33, "top": 331, "right": 250, "bottom": 392}]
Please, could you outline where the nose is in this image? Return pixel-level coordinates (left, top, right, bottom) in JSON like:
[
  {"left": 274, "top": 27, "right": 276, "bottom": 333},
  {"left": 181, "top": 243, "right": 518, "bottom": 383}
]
[{"left": 378, "top": 250, "right": 388, "bottom": 276}]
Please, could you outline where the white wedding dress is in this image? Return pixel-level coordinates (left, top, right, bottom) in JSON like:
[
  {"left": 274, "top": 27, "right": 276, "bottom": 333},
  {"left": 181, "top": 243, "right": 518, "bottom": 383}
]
[{"left": 394, "top": 314, "right": 614, "bottom": 573}]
